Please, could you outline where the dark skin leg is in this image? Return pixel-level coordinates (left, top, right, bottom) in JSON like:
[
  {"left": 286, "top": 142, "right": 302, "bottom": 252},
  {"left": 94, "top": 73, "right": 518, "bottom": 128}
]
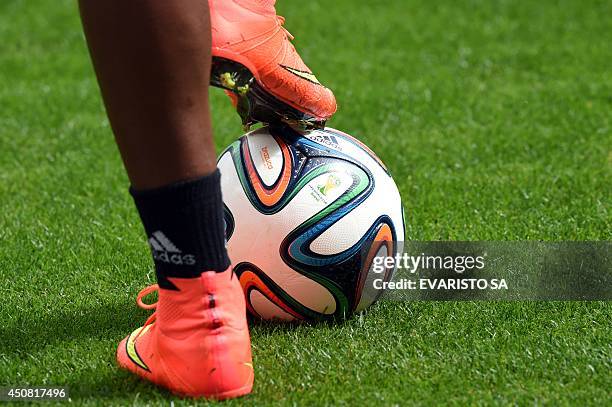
[{"left": 79, "top": 0, "right": 216, "bottom": 190}]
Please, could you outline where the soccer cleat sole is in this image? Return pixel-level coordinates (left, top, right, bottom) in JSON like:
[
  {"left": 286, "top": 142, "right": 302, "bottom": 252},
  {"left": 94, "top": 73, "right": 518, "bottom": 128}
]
[
  {"left": 116, "top": 343, "right": 253, "bottom": 400},
  {"left": 211, "top": 57, "right": 326, "bottom": 130}
]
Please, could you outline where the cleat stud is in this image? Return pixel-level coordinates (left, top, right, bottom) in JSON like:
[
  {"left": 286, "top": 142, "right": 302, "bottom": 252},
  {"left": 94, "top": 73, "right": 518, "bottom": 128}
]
[
  {"left": 237, "top": 84, "right": 249, "bottom": 95},
  {"left": 219, "top": 72, "right": 236, "bottom": 89}
]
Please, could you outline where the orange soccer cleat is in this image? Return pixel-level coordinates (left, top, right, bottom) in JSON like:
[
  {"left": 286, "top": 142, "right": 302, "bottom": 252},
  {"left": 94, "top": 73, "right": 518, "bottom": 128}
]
[
  {"left": 116, "top": 269, "right": 254, "bottom": 400},
  {"left": 209, "top": 0, "right": 337, "bottom": 129}
]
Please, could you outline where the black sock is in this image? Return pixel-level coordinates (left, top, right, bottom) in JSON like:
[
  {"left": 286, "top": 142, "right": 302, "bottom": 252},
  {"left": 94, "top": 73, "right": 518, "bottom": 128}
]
[{"left": 130, "top": 170, "right": 230, "bottom": 290}]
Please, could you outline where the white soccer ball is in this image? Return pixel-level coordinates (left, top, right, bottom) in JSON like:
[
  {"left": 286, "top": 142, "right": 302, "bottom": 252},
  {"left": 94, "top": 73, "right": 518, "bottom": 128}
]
[{"left": 218, "top": 125, "right": 404, "bottom": 321}]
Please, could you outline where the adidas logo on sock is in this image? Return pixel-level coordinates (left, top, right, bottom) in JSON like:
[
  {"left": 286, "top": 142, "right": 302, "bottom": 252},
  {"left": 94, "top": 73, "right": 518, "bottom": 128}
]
[{"left": 148, "top": 231, "right": 196, "bottom": 266}]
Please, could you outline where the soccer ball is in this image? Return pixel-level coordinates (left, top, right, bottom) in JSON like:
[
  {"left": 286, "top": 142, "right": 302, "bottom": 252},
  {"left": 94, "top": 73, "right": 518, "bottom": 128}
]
[{"left": 218, "top": 125, "right": 404, "bottom": 321}]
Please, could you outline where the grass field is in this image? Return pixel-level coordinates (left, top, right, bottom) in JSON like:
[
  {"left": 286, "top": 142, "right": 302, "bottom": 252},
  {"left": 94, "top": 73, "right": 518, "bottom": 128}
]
[{"left": 1, "top": 0, "right": 610, "bottom": 405}]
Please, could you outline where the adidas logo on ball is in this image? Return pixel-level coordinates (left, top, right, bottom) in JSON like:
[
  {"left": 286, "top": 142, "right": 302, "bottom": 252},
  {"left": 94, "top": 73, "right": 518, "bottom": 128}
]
[
  {"left": 307, "top": 134, "right": 341, "bottom": 150},
  {"left": 147, "top": 231, "right": 196, "bottom": 266}
]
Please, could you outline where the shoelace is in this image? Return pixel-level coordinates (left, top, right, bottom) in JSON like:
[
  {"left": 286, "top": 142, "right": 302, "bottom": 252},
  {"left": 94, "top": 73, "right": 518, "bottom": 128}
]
[
  {"left": 135, "top": 284, "right": 159, "bottom": 338},
  {"left": 276, "top": 15, "right": 294, "bottom": 40}
]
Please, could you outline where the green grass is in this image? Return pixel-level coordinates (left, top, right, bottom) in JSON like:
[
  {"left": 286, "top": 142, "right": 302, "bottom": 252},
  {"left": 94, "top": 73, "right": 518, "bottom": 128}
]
[{"left": 0, "top": 0, "right": 610, "bottom": 405}]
